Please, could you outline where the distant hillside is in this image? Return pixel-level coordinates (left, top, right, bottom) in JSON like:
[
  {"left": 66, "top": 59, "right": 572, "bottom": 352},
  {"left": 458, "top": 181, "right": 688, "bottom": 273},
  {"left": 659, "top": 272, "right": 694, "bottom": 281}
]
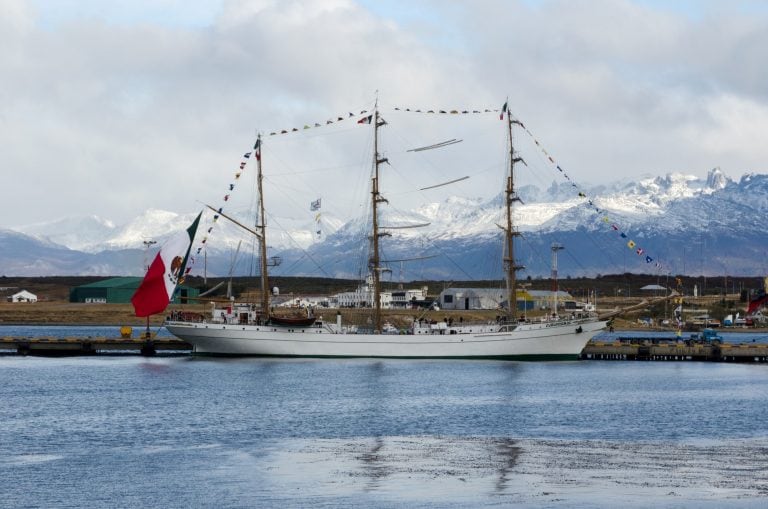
[{"left": 3, "top": 169, "right": 768, "bottom": 278}]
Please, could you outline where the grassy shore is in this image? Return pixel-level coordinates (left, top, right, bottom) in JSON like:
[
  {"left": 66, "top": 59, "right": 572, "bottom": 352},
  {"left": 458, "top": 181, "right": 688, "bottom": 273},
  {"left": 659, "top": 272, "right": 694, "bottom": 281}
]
[
  {"left": 2, "top": 299, "right": 762, "bottom": 334},
  {"left": 0, "top": 302, "right": 159, "bottom": 326}
]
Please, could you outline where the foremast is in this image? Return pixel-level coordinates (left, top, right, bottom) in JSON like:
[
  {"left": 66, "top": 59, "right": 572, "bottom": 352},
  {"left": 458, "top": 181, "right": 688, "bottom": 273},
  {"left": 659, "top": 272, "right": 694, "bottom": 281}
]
[
  {"left": 504, "top": 111, "right": 525, "bottom": 321},
  {"left": 370, "top": 107, "right": 389, "bottom": 332},
  {"left": 255, "top": 133, "right": 270, "bottom": 317}
]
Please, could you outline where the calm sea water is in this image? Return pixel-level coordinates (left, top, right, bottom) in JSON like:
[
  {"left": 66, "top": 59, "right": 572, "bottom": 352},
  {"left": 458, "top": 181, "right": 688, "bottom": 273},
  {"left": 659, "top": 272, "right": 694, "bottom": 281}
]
[{"left": 1, "top": 326, "right": 767, "bottom": 507}]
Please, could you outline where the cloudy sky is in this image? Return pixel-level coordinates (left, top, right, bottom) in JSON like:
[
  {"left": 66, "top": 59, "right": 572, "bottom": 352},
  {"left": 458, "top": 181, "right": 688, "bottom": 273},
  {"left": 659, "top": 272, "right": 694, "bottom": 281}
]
[{"left": 2, "top": 0, "right": 767, "bottom": 230}]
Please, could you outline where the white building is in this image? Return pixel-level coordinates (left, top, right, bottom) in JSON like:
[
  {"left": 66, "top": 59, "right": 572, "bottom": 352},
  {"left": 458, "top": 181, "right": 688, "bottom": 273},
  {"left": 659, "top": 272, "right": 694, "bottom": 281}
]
[
  {"left": 438, "top": 288, "right": 569, "bottom": 311},
  {"left": 390, "top": 287, "right": 428, "bottom": 308},
  {"left": 438, "top": 288, "right": 508, "bottom": 310},
  {"left": 335, "top": 284, "right": 393, "bottom": 308},
  {"left": 8, "top": 290, "right": 37, "bottom": 303},
  {"left": 275, "top": 295, "right": 331, "bottom": 308},
  {"left": 330, "top": 278, "right": 429, "bottom": 309}
]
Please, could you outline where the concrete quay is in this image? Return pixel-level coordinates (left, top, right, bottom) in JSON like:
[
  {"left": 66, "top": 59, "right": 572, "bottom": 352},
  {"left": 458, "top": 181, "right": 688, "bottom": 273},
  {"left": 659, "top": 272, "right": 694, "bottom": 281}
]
[
  {"left": 581, "top": 339, "right": 768, "bottom": 363},
  {"left": 0, "top": 336, "right": 191, "bottom": 356}
]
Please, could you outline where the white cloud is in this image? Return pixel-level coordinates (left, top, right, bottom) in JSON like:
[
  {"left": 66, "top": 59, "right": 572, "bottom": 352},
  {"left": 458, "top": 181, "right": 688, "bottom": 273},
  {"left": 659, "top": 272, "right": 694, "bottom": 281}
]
[
  {"left": 1, "top": 0, "right": 767, "bottom": 230},
  {"left": 684, "top": 93, "right": 768, "bottom": 160}
]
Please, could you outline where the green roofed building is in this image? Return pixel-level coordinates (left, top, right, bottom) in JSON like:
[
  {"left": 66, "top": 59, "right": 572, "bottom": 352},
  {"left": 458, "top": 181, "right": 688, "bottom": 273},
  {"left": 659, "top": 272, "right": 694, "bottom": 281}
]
[{"left": 69, "top": 277, "right": 199, "bottom": 304}]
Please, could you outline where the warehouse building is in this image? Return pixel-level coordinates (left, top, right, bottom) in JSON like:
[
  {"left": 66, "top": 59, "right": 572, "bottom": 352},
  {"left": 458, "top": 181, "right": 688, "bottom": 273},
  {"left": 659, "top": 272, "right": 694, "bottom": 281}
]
[
  {"left": 69, "top": 277, "right": 199, "bottom": 304},
  {"left": 437, "top": 288, "right": 535, "bottom": 311}
]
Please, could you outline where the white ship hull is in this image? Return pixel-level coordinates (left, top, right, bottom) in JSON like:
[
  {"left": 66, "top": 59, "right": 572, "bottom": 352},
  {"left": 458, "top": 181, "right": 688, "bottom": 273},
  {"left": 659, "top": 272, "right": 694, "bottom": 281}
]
[{"left": 166, "top": 318, "right": 605, "bottom": 359}]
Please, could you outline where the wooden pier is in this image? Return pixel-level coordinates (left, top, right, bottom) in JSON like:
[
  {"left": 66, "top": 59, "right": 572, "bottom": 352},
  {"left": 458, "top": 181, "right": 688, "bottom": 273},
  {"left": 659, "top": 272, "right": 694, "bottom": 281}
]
[
  {"left": 0, "top": 336, "right": 191, "bottom": 356},
  {"left": 581, "top": 339, "right": 768, "bottom": 363}
]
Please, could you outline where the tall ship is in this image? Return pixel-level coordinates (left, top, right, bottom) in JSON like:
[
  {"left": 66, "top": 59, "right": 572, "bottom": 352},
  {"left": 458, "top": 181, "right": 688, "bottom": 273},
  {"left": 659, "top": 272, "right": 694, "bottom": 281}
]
[{"left": 165, "top": 104, "right": 606, "bottom": 358}]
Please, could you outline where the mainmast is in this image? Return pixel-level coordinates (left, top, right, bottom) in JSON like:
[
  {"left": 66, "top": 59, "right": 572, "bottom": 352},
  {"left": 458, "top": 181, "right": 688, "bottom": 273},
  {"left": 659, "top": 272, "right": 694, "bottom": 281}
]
[
  {"left": 504, "top": 112, "right": 524, "bottom": 321},
  {"left": 255, "top": 134, "right": 270, "bottom": 317},
  {"left": 370, "top": 107, "right": 389, "bottom": 332}
]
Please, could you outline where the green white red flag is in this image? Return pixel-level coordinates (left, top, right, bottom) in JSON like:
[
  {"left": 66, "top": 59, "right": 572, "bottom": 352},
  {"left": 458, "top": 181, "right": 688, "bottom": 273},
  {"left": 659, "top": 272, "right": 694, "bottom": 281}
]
[{"left": 131, "top": 212, "right": 202, "bottom": 317}]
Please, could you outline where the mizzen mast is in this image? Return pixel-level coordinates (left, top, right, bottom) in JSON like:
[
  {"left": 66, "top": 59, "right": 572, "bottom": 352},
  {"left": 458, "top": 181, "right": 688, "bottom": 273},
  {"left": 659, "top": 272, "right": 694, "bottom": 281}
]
[{"left": 504, "top": 111, "right": 525, "bottom": 321}]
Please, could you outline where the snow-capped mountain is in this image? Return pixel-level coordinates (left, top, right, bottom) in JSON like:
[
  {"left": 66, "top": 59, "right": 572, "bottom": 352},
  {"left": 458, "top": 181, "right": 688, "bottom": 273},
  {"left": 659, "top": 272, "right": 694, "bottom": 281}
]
[
  {"left": 15, "top": 215, "right": 118, "bottom": 252},
  {"left": 13, "top": 208, "right": 344, "bottom": 253},
  {"left": 3, "top": 169, "right": 767, "bottom": 278},
  {"left": 280, "top": 168, "right": 768, "bottom": 279}
]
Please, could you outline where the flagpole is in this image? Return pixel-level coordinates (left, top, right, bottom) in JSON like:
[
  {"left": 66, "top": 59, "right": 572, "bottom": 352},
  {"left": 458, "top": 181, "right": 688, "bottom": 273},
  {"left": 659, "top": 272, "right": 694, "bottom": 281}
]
[{"left": 140, "top": 315, "right": 156, "bottom": 356}]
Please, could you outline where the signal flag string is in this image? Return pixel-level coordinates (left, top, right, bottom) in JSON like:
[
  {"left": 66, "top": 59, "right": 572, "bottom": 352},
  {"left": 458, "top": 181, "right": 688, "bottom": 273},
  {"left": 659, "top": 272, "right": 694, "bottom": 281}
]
[{"left": 507, "top": 110, "right": 666, "bottom": 274}]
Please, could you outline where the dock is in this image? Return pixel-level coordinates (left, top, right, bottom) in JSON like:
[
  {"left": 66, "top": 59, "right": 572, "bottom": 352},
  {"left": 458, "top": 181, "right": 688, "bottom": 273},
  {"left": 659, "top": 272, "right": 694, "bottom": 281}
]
[
  {"left": 581, "top": 339, "right": 768, "bottom": 363},
  {"left": 2, "top": 335, "right": 767, "bottom": 361},
  {"left": 0, "top": 336, "right": 191, "bottom": 356}
]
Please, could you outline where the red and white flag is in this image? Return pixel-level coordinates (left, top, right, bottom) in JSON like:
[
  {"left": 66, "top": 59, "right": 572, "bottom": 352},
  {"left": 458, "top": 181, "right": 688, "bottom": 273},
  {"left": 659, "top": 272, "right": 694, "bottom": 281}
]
[{"left": 131, "top": 212, "right": 202, "bottom": 317}]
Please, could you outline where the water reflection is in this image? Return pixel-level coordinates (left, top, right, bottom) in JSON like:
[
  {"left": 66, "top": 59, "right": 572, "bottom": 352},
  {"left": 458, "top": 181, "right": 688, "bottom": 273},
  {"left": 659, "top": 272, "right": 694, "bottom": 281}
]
[
  {"left": 493, "top": 437, "right": 520, "bottom": 493},
  {"left": 279, "top": 436, "right": 526, "bottom": 497},
  {"left": 257, "top": 435, "right": 768, "bottom": 506},
  {"left": 357, "top": 436, "right": 388, "bottom": 491}
]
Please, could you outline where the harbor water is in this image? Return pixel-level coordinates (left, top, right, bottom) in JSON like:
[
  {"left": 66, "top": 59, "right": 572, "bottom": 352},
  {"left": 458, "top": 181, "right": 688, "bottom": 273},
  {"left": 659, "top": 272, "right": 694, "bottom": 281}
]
[{"left": 1, "top": 326, "right": 767, "bottom": 507}]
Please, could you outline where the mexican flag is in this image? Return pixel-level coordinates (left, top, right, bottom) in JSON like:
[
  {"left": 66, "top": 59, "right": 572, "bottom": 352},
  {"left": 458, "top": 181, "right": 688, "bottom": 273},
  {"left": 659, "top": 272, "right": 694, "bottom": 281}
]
[{"left": 131, "top": 212, "right": 202, "bottom": 317}]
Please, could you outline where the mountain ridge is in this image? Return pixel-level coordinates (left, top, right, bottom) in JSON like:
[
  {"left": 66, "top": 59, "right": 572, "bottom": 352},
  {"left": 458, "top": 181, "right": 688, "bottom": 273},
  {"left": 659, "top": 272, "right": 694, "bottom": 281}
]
[{"left": 4, "top": 169, "right": 766, "bottom": 278}]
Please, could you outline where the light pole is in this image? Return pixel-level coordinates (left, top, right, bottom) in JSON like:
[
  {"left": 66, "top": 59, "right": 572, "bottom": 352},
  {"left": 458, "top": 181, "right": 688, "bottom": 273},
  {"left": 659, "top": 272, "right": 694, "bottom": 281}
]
[
  {"left": 142, "top": 240, "right": 157, "bottom": 272},
  {"left": 551, "top": 243, "right": 564, "bottom": 318},
  {"left": 665, "top": 272, "right": 670, "bottom": 322}
]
